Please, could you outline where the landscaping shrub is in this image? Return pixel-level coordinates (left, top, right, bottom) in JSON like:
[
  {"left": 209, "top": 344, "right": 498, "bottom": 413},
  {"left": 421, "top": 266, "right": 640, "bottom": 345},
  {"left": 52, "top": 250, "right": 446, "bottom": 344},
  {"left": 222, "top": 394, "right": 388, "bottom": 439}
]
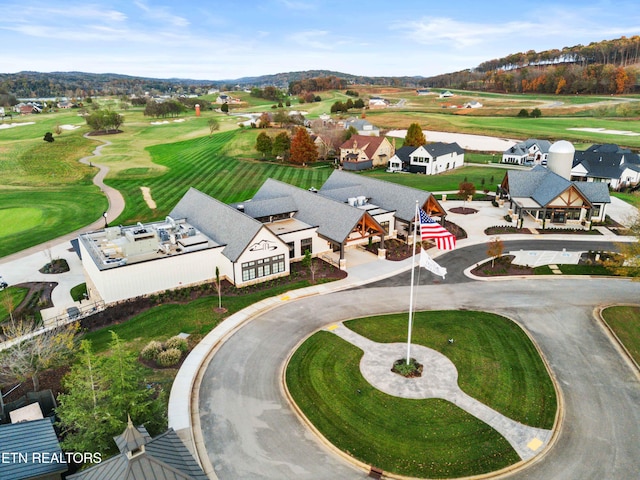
[
  {"left": 141, "top": 340, "right": 163, "bottom": 361},
  {"left": 156, "top": 348, "right": 182, "bottom": 367},
  {"left": 165, "top": 336, "right": 188, "bottom": 353},
  {"left": 504, "top": 214, "right": 512, "bottom": 222}
]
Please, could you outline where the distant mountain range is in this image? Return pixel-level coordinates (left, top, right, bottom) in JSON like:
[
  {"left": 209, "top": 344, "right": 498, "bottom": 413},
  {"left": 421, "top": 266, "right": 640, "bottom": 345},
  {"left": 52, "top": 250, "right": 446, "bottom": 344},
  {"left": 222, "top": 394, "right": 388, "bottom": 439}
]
[
  {"left": 1, "top": 36, "right": 638, "bottom": 98},
  {"left": 0, "top": 69, "right": 424, "bottom": 99}
]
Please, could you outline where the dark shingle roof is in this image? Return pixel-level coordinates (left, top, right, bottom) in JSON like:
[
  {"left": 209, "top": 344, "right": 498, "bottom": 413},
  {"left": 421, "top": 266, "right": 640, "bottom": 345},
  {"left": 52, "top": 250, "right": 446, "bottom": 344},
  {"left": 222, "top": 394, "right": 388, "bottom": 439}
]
[
  {"left": 391, "top": 145, "right": 416, "bottom": 164},
  {"left": 504, "top": 139, "right": 552, "bottom": 155},
  {"left": 0, "top": 418, "right": 67, "bottom": 480},
  {"left": 507, "top": 165, "right": 610, "bottom": 206},
  {"left": 422, "top": 142, "right": 464, "bottom": 157},
  {"left": 320, "top": 170, "right": 438, "bottom": 221},
  {"left": 573, "top": 148, "right": 640, "bottom": 180},
  {"left": 250, "top": 178, "right": 366, "bottom": 243},
  {"left": 170, "top": 188, "right": 264, "bottom": 262},
  {"left": 68, "top": 428, "right": 207, "bottom": 480}
]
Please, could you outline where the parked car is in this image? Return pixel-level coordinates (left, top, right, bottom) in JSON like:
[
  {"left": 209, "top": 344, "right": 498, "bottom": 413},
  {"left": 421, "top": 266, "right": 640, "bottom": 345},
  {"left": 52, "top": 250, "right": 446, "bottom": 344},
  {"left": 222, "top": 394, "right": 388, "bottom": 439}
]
[{"left": 0, "top": 276, "right": 8, "bottom": 290}]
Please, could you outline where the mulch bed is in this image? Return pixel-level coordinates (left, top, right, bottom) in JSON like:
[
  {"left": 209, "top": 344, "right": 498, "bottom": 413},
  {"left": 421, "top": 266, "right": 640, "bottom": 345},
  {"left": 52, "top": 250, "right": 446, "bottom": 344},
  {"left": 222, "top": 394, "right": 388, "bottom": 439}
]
[
  {"left": 39, "top": 258, "right": 70, "bottom": 274},
  {"left": 470, "top": 255, "right": 535, "bottom": 277},
  {"left": 448, "top": 207, "right": 478, "bottom": 215}
]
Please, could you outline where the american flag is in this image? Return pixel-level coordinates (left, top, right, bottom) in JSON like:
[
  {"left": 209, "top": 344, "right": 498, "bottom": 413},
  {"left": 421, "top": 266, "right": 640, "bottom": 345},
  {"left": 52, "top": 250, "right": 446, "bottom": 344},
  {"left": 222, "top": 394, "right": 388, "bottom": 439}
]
[{"left": 419, "top": 209, "right": 456, "bottom": 250}]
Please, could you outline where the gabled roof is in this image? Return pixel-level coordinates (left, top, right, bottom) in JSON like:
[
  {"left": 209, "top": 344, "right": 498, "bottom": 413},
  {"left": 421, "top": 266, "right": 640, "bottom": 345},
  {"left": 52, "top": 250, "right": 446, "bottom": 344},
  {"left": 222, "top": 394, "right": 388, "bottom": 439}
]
[
  {"left": 391, "top": 145, "right": 417, "bottom": 163},
  {"left": 68, "top": 428, "right": 207, "bottom": 480},
  {"left": 572, "top": 147, "right": 640, "bottom": 180},
  {"left": 506, "top": 165, "right": 610, "bottom": 206},
  {"left": 585, "top": 143, "right": 633, "bottom": 154},
  {"left": 250, "top": 178, "right": 369, "bottom": 243},
  {"left": 504, "top": 138, "right": 551, "bottom": 155},
  {"left": 319, "top": 170, "right": 444, "bottom": 221},
  {"left": 0, "top": 418, "right": 67, "bottom": 480},
  {"left": 421, "top": 142, "right": 464, "bottom": 157},
  {"left": 170, "top": 188, "right": 264, "bottom": 262},
  {"left": 339, "top": 135, "right": 388, "bottom": 159},
  {"left": 344, "top": 119, "right": 378, "bottom": 132}
]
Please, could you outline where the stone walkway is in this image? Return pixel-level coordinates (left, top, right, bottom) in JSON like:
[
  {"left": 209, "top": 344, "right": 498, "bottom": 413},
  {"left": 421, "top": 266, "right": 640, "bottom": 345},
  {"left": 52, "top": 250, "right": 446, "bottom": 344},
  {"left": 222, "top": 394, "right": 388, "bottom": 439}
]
[{"left": 327, "top": 322, "right": 553, "bottom": 462}]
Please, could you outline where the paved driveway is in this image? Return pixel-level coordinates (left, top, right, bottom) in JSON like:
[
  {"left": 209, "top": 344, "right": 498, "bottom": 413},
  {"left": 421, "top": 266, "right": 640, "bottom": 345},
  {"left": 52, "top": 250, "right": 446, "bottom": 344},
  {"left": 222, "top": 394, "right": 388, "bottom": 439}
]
[{"left": 198, "top": 276, "right": 640, "bottom": 479}]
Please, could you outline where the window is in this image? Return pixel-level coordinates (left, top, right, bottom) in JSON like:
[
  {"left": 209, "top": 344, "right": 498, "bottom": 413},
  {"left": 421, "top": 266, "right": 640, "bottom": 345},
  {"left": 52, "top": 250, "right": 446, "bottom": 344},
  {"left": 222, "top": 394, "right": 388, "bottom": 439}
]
[
  {"left": 301, "top": 237, "right": 312, "bottom": 255},
  {"left": 592, "top": 205, "right": 601, "bottom": 217},
  {"left": 287, "top": 241, "right": 295, "bottom": 258},
  {"left": 380, "top": 221, "right": 390, "bottom": 233},
  {"left": 566, "top": 209, "right": 582, "bottom": 220},
  {"left": 242, "top": 255, "right": 285, "bottom": 281}
]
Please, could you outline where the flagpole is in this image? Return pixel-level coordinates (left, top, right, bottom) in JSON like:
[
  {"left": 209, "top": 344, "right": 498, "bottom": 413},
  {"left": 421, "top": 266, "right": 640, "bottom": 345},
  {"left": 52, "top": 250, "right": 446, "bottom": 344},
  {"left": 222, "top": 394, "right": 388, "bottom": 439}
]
[{"left": 406, "top": 201, "right": 419, "bottom": 365}]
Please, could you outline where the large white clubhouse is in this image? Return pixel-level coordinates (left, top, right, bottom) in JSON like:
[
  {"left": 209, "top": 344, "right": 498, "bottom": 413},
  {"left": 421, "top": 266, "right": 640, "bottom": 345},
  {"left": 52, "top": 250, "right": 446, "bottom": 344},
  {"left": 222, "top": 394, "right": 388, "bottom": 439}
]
[{"left": 78, "top": 171, "right": 446, "bottom": 304}]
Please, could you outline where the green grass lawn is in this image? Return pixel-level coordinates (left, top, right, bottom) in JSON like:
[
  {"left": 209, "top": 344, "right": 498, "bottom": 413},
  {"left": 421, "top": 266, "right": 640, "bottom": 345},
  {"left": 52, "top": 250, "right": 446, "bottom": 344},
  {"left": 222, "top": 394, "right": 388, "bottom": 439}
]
[
  {"left": 82, "top": 280, "right": 316, "bottom": 353},
  {"left": 601, "top": 306, "right": 640, "bottom": 365},
  {"left": 70, "top": 283, "right": 87, "bottom": 302},
  {"left": 286, "top": 311, "right": 556, "bottom": 478},
  {"left": 0, "top": 286, "right": 29, "bottom": 322},
  {"left": 612, "top": 191, "right": 640, "bottom": 209},
  {"left": 0, "top": 188, "right": 108, "bottom": 257},
  {"left": 535, "top": 264, "right": 615, "bottom": 276},
  {"left": 363, "top": 166, "right": 506, "bottom": 192}
]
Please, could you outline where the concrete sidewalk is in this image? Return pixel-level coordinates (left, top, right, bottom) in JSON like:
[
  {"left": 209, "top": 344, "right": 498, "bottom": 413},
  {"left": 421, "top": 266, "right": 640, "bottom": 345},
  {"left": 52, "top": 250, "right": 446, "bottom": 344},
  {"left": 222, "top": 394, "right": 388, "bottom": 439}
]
[{"left": 328, "top": 323, "right": 553, "bottom": 461}]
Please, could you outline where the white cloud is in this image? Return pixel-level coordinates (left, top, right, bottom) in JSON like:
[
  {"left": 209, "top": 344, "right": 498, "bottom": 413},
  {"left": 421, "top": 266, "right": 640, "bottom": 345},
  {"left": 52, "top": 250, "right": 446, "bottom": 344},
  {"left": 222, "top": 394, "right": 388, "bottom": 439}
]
[
  {"left": 133, "top": 0, "right": 190, "bottom": 27},
  {"left": 277, "top": 0, "right": 316, "bottom": 10},
  {"left": 287, "top": 30, "right": 333, "bottom": 50}
]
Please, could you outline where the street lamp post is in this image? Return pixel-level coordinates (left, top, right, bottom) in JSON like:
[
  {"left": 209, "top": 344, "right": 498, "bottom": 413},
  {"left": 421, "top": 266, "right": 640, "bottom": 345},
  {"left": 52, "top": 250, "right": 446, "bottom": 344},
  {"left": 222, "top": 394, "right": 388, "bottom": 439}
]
[{"left": 103, "top": 211, "right": 108, "bottom": 228}]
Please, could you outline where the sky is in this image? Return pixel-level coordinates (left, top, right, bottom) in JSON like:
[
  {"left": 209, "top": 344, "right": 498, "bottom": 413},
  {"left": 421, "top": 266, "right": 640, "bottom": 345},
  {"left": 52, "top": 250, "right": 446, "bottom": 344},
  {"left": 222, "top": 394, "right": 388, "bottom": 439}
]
[{"left": 1, "top": 0, "right": 639, "bottom": 81}]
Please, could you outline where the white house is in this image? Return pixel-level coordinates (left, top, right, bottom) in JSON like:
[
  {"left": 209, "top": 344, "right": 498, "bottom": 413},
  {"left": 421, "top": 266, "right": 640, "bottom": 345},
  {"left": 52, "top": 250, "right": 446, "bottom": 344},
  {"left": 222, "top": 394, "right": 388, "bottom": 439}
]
[
  {"left": 387, "top": 143, "right": 464, "bottom": 174},
  {"left": 502, "top": 139, "right": 552, "bottom": 166},
  {"left": 463, "top": 101, "right": 483, "bottom": 108},
  {"left": 368, "top": 97, "right": 389, "bottom": 109},
  {"left": 571, "top": 144, "right": 640, "bottom": 190}
]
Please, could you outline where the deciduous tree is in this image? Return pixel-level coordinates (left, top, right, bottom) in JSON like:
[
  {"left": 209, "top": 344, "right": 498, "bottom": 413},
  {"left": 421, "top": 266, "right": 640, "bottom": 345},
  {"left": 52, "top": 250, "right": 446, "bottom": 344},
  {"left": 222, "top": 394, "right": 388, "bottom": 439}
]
[
  {"left": 290, "top": 127, "right": 317, "bottom": 165},
  {"left": 487, "top": 237, "right": 504, "bottom": 268},
  {"left": 255, "top": 131, "right": 273, "bottom": 158},
  {"left": 272, "top": 131, "right": 290, "bottom": 160},
  {"left": 457, "top": 181, "right": 476, "bottom": 209},
  {"left": 0, "top": 321, "right": 77, "bottom": 391},
  {"left": 208, "top": 118, "right": 220, "bottom": 135},
  {"left": 404, "top": 123, "right": 426, "bottom": 147}
]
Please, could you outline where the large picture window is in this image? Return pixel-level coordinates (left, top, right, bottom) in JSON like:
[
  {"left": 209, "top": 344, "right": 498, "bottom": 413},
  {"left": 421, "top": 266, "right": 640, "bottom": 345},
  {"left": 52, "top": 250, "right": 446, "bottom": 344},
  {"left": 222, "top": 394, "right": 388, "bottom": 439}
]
[
  {"left": 301, "top": 237, "right": 313, "bottom": 255},
  {"left": 242, "top": 254, "right": 286, "bottom": 282}
]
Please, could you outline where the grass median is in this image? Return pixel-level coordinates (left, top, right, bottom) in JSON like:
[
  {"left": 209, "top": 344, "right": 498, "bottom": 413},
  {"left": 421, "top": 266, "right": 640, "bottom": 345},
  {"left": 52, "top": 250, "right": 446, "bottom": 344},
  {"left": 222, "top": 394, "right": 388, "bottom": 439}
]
[{"left": 286, "top": 310, "right": 557, "bottom": 478}]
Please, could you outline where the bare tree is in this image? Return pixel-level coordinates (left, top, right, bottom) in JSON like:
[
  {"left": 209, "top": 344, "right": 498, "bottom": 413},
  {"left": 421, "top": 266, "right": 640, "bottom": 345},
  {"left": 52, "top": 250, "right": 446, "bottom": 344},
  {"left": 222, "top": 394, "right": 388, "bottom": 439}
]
[
  {"left": 208, "top": 118, "right": 220, "bottom": 135},
  {"left": 0, "top": 320, "right": 77, "bottom": 391}
]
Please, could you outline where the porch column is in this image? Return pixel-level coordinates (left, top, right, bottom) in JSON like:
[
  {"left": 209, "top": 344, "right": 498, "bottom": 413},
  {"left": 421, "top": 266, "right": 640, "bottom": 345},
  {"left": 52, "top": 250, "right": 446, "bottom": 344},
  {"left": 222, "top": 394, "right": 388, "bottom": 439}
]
[{"left": 339, "top": 242, "right": 347, "bottom": 271}]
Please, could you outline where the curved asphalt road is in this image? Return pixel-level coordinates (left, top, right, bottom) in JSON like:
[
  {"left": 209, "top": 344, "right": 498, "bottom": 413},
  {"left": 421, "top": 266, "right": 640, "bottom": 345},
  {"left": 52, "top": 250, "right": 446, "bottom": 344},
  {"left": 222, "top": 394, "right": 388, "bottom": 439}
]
[{"left": 198, "top": 240, "right": 640, "bottom": 480}]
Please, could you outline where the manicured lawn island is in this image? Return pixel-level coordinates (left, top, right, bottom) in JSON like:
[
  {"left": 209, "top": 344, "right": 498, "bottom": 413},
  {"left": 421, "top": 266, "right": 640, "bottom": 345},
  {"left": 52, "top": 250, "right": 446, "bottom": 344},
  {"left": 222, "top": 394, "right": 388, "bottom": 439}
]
[
  {"left": 286, "top": 311, "right": 557, "bottom": 478},
  {"left": 601, "top": 306, "right": 640, "bottom": 366}
]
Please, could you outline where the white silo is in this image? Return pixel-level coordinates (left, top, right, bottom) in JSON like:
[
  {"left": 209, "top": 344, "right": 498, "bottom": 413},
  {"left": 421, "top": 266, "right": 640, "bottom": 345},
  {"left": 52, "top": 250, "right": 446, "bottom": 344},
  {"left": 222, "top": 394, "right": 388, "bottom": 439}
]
[{"left": 546, "top": 140, "right": 574, "bottom": 180}]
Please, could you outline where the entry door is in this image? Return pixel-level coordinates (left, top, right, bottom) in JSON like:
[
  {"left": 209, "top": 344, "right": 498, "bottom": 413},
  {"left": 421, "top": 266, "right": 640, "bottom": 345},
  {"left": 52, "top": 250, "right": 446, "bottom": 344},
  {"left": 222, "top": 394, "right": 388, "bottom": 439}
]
[{"left": 553, "top": 211, "right": 566, "bottom": 223}]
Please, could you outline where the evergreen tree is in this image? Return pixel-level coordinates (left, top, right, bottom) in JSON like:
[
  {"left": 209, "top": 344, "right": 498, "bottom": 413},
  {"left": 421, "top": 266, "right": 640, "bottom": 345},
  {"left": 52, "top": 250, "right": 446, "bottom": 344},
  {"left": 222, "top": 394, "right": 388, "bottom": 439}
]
[
  {"left": 56, "top": 333, "right": 166, "bottom": 457},
  {"left": 404, "top": 123, "right": 426, "bottom": 147}
]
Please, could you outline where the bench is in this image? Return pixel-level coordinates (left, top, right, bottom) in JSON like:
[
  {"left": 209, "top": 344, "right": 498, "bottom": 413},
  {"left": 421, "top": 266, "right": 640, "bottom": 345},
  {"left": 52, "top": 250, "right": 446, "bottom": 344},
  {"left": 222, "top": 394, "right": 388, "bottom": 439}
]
[{"left": 369, "top": 466, "right": 383, "bottom": 479}]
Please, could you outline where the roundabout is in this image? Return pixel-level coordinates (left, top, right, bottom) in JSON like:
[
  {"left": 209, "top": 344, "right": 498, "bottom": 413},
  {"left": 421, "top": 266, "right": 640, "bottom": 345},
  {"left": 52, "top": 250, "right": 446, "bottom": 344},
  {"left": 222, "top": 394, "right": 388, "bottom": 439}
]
[
  {"left": 193, "top": 276, "right": 640, "bottom": 479},
  {"left": 285, "top": 315, "right": 555, "bottom": 478}
]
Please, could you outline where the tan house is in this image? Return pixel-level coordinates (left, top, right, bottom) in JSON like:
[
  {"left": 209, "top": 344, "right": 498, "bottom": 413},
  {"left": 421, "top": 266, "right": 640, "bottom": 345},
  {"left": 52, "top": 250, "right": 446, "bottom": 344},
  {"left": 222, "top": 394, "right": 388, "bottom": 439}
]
[{"left": 339, "top": 135, "right": 395, "bottom": 171}]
